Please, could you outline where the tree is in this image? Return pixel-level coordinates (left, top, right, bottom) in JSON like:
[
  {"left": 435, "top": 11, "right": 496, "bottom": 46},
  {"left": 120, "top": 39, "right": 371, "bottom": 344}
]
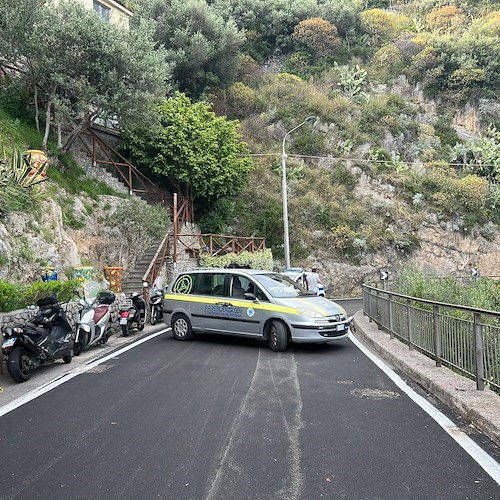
[
  {"left": 135, "top": 0, "right": 245, "bottom": 99},
  {"left": 123, "top": 93, "right": 254, "bottom": 207},
  {"left": 292, "top": 18, "right": 341, "bottom": 57},
  {"left": 212, "top": 0, "right": 320, "bottom": 60},
  {"left": 0, "top": 0, "right": 170, "bottom": 150}
]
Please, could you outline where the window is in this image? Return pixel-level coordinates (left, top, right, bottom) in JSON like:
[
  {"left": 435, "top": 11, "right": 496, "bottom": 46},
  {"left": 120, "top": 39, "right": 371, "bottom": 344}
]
[
  {"left": 230, "top": 275, "right": 269, "bottom": 302},
  {"left": 193, "top": 273, "right": 226, "bottom": 296},
  {"left": 93, "top": 0, "right": 111, "bottom": 23}
]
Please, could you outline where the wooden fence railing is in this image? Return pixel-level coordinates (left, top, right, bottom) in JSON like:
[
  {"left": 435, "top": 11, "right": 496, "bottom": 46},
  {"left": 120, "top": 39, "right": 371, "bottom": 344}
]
[
  {"left": 174, "top": 234, "right": 266, "bottom": 261},
  {"left": 78, "top": 129, "right": 194, "bottom": 223}
]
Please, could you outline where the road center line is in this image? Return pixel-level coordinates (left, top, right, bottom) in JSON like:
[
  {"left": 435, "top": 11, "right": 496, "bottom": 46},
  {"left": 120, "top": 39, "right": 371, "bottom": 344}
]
[
  {"left": 349, "top": 333, "right": 500, "bottom": 485},
  {"left": 0, "top": 328, "right": 170, "bottom": 418}
]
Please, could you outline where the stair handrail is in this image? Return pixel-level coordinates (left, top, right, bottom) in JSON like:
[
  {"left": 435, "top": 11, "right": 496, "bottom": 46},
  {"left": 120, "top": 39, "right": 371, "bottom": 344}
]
[
  {"left": 77, "top": 130, "right": 195, "bottom": 223},
  {"left": 142, "top": 232, "right": 170, "bottom": 285}
]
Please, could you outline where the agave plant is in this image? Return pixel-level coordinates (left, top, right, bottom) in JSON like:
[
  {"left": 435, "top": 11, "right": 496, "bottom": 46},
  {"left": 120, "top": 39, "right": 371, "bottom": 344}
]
[{"left": 7, "top": 148, "right": 48, "bottom": 188}]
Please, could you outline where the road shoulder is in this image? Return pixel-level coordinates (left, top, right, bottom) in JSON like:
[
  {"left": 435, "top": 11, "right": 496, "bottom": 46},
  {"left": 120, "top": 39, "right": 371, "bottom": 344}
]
[{"left": 353, "top": 311, "right": 500, "bottom": 447}]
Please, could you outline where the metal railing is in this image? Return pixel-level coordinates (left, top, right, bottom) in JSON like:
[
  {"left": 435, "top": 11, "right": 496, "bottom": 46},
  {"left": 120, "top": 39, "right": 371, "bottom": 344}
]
[{"left": 363, "top": 284, "right": 500, "bottom": 391}]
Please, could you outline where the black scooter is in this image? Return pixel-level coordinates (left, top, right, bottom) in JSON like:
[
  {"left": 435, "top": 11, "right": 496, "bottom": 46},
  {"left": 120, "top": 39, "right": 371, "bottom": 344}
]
[
  {"left": 149, "top": 287, "right": 164, "bottom": 325},
  {"left": 1, "top": 296, "right": 73, "bottom": 383},
  {"left": 119, "top": 292, "right": 146, "bottom": 336}
]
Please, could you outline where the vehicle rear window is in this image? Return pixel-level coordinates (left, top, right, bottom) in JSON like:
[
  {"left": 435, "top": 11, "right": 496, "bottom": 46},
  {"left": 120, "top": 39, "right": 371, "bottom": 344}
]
[
  {"left": 172, "top": 274, "right": 197, "bottom": 294},
  {"left": 193, "top": 273, "right": 226, "bottom": 296},
  {"left": 253, "top": 273, "right": 313, "bottom": 298}
]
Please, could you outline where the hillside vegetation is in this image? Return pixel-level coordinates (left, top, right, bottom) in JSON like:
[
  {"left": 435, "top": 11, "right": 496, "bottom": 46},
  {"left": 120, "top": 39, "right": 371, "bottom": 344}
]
[{"left": 0, "top": 0, "right": 499, "bottom": 294}]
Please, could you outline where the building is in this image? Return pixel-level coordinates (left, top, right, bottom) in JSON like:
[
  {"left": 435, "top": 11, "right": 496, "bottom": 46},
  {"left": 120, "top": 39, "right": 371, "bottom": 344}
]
[{"left": 54, "top": 0, "right": 133, "bottom": 27}]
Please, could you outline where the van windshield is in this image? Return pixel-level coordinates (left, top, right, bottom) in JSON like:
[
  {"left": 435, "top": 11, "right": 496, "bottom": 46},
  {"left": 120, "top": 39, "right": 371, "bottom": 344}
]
[{"left": 253, "top": 273, "right": 313, "bottom": 298}]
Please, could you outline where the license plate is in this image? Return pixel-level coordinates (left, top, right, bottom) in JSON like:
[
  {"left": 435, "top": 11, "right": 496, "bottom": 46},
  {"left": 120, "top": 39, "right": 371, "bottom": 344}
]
[
  {"left": 2, "top": 337, "right": 16, "bottom": 348},
  {"left": 119, "top": 318, "right": 128, "bottom": 325}
]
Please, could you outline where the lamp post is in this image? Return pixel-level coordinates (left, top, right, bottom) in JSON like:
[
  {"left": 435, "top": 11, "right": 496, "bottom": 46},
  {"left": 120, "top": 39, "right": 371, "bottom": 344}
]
[{"left": 282, "top": 116, "right": 314, "bottom": 270}]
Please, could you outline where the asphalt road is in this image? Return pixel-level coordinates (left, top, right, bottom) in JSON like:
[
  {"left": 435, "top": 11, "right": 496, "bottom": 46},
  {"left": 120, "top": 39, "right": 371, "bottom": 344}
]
[{"left": 0, "top": 299, "right": 499, "bottom": 499}]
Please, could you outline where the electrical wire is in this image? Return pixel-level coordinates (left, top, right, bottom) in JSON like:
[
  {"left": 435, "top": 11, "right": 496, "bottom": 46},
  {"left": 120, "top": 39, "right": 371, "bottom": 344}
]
[{"left": 243, "top": 152, "right": 498, "bottom": 169}]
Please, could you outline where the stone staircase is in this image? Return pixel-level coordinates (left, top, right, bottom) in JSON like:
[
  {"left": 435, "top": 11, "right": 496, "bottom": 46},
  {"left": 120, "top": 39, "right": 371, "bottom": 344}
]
[
  {"left": 120, "top": 223, "right": 203, "bottom": 293},
  {"left": 120, "top": 238, "right": 165, "bottom": 294}
]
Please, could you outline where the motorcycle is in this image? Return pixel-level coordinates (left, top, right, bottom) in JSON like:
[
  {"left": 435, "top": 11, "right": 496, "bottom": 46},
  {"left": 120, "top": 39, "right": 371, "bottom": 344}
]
[
  {"left": 74, "top": 282, "right": 116, "bottom": 356},
  {"left": 1, "top": 295, "right": 73, "bottom": 383},
  {"left": 119, "top": 292, "right": 146, "bottom": 336},
  {"left": 149, "top": 286, "right": 164, "bottom": 325}
]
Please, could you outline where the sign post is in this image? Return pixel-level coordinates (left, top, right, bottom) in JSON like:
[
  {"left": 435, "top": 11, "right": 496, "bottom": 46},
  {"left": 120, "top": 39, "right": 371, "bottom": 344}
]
[{"left": 380, "top": 270, "right": 389, "bottom": 291}]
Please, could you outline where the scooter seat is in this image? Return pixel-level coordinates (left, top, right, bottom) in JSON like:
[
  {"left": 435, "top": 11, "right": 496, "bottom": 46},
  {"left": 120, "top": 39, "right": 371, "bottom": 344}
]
[{"left": 94, "top": 305, "right": 110, "bottom": 324}]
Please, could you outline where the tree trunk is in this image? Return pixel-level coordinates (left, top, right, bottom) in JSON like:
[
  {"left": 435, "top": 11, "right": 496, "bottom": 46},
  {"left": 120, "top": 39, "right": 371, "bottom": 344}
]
[
  {"left": 56, "top": 118, "right": 62, "bottom": 149},
  {"left": 34, "top": 84, "right": 40, "bottom": 134},
  {"left": 42, "top": 98, "right": 52, "bottom": 150}
]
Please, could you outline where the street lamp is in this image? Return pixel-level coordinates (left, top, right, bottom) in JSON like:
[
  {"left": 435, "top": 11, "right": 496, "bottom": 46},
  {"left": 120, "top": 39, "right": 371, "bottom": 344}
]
[{"left": 282, "top": 116, "right": 315, "bottom": 270}]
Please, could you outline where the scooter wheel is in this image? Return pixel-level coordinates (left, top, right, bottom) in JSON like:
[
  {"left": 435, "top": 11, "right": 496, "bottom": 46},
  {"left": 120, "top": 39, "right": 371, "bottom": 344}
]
[
  {"left": 7, "top": 346, "right": 33, "bottom": 383},
  {"left": 62, "top": 353, "right": 72, "bottom": 364},
  {"left": 73, "top": 332, "right": 87, "bottom": 356},
  {"left": 121, "top": 323, "right": 130, "bottom": 337},
  {"left": 151, "top": 308, "right": 158, "bottom": 325},
  {"left": 138, "top": 323, "right": 145, "bottom": 331}
]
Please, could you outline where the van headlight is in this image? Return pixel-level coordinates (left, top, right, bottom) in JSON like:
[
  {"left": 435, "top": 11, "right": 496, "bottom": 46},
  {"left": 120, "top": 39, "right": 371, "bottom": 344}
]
[{"left": 296, "top": 307, "right": 324, "bottom": 318}]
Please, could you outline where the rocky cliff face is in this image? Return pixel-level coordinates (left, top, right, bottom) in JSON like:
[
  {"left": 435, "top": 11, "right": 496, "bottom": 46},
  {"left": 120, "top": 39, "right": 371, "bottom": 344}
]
[{"left": 0, "top": 191, "right": 138, "bottom": 283}]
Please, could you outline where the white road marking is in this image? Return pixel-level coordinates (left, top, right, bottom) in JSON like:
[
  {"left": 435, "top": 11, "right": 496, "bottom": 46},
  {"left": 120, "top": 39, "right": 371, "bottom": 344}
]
[
  {"left": 0, "top": 328, "right": 170, "bottom": 418},
  {"left": 350, "top": 333, "right": 500, "bottom": 485}
]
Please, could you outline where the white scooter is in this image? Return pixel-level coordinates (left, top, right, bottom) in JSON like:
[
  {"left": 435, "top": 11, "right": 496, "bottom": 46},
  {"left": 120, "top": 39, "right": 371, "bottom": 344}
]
[{"left": 74, "top": 282, "right": 115, "bottom": 356}]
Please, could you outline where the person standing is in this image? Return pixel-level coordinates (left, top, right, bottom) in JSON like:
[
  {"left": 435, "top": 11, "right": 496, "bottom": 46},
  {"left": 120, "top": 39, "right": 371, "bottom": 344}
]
[{"left": 306, "top": 268, "right": 321, "bottom": 294}]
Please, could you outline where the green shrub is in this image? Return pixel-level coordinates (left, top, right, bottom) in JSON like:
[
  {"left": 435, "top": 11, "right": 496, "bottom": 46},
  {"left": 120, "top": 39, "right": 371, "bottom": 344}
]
[
  {"left": 0, "top": 279, "right": 80, "bottom": 312},
  {"left": 23, "top": 280, "right": 80, "bottom": 305},
  {"left": 393, "top": 269, "right": 500, "bottom": 311},
  {"left": 292, "top": 18, "right": 341, "bottom": 57},
  {"left": 0, "top": 281, "right": 22, "bottom": 311},
  {"left": 426, "top": 6, "right": 465, "bottom": 33},
  {"left": 226, "top": 82, "right": 257, "bottom": 118},
  {"left": 455, "top": 175, "right": 489, "bottom": 210},
  {"left": 359, "top": 9, "right": 409, "bottom": 41},
  {"left": 199, "top": 249, "right": 273, "bottom": 270},
  {"left": 198, "top": 197, "right": 235, "bottom": 234},
  {"left": 0, "top": 80, "right": 31, "bottom": 121},
  {"left": 373, "top": 44, "right": 404, "bottom": 69}
]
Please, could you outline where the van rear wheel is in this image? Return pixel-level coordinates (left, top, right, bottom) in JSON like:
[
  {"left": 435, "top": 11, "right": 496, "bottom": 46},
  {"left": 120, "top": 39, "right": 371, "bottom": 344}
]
[
  {"left": 172, "top": 314, "right": 194, "bottom": 341},
  {"left": 268, "top": 320, "right": 288, "bottom": 352}
]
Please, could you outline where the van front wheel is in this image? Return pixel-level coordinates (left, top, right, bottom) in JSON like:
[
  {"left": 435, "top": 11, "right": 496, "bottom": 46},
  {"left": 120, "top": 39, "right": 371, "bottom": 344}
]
[
  {"left": 268, "top": 320, "right": 288, "bottom": 352},
  {"left": 172, "top": 314, "right": 194, "bottom": 341}
]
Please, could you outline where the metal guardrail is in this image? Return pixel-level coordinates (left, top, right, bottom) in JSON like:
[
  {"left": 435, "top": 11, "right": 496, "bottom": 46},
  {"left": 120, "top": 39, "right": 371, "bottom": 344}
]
[{"left": 362, "top": 284, "right": 500, "bottom": 391}]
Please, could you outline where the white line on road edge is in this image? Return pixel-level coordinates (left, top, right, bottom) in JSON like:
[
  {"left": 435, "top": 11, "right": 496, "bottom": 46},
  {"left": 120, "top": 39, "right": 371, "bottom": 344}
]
[
  {"left": 349, "top": 333, "right": 500, "bottom": 485},
  {"left": 0, "top": 328, "right": 170, "bottom": 418}
]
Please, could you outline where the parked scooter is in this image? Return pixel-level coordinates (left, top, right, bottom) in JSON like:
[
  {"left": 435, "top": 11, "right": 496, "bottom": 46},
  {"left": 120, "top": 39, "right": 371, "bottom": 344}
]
[
  {"left": 119, "top": 292, "right": 146, "bottom": 336},
  {"left": 1, "top": 295, "right": 73, "bottom": 383},
  {"left": 149, "top": 286, "right": 164, "bottom": 325},
  {"left": 74, "top": 282, "right": 116, "bottom": 356}
]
